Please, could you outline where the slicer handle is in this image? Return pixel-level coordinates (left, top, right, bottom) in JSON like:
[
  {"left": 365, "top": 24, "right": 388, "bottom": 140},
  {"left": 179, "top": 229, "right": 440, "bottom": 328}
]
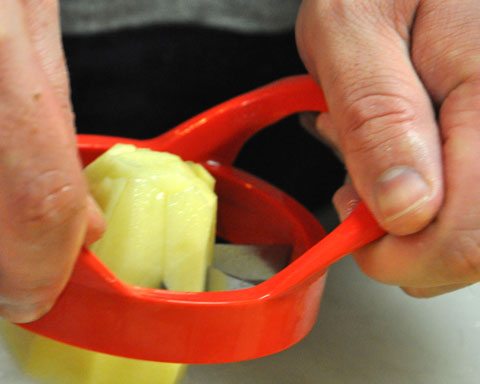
[
  {"left": 270, "top": 201, "right": 386, "bottom": 294},
  {"left": 148, "top": 75, "right": 327, "bottom": 164}
]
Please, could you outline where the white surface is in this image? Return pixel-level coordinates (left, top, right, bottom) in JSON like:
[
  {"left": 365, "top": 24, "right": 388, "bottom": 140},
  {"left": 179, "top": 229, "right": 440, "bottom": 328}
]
[{"left": 1, "top": 209, "right": 480, "bottom": 383}]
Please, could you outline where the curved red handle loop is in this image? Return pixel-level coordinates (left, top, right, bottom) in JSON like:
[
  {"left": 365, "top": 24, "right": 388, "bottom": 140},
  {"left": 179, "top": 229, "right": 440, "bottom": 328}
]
[
  {"left": 78, "top": 75, "right": 327, "bottom": 165},
  {"left": 145, "top": 75, "right": 327, "bottom": 164},
  {"left": 268, "top": 201, "right": 385, "bottom": 295},
  {"left": 77, "top": 75, "right": 327, "bottom": 166}
]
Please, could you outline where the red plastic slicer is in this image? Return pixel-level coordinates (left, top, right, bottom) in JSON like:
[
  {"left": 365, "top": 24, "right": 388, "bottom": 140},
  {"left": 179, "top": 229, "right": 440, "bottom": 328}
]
[{"left": 21, "top": 75, "right": 385, "bottom": 364}]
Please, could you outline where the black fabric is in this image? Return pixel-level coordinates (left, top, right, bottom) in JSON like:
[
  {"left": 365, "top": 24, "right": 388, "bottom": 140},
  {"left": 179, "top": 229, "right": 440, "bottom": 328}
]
[{"left": 63, "top": 25, "right": 345, "bottom": 210}]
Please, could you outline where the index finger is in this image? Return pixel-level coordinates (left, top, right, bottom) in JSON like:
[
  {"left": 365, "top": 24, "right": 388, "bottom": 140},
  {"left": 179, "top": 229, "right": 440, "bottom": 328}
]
[{"left": 0, "top": 0, "right": 88, "bottom": 323}]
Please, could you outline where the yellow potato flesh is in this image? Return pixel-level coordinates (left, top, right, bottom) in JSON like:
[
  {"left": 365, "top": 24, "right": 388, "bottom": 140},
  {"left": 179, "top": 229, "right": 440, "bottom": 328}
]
[{"left": 2, "top": 144, "right": 217, "bottom": 384}]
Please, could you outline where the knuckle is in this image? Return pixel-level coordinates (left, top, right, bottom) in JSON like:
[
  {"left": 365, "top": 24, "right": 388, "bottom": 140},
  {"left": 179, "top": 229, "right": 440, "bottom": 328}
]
[
  {"left": 439, "top": 77, "right": 480, "bottom": 143},
  {"left": 14, "top": 169, "right": 86, "bottom": 230},
  {"left": 341, "top": 92, "right": 417, "bottom": 157},
  {"left": 442, "top": 77, "right": 480, "bottom": 117}
]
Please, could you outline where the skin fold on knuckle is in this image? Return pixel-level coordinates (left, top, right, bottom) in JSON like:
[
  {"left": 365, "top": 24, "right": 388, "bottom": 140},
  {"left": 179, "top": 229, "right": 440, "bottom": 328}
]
[
  {"left": 413, "top": 41, "right": 480, "bottom": 103},
  {"left": 340, "top": 91, "right": 419, "bottom": 158},
  {"left": 440, "top": 77, "right": 480, "bottom": 139},
  {"left": 9, "top": 168, "right": 87, "bottom": 236}
]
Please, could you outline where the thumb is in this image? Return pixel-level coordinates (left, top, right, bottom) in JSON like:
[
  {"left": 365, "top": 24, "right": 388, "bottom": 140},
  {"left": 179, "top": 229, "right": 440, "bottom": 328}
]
[{"left": 297, "top": 1, "right": 443, "bottom": 235}]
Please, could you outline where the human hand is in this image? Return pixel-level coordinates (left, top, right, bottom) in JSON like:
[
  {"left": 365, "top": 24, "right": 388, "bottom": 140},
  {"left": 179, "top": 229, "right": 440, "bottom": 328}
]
[
  {"left": 296, "top": 0, "right": 480, "bottom": 297},
  {"left": 0, "top": 0, "right": 104, "bottom": 323}
]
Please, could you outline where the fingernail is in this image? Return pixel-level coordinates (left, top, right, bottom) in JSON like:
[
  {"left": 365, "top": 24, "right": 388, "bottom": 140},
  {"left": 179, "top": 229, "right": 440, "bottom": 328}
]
[
  {"left": 299, "top": 112, "right": 318, "bottom": 134},
  {"left": 333, "top": 183, "right": 360, "bottom": 222},
  {"left": 84, "top": 195, "right": 106, "bottom": 246},
  {"left": 374, "top": 166, "right": 431, "bottom": 222},
  {"left": 2, "top": 302, "right": 53, "bottom": 324},
  {"left": 87, "top": 194, "right": 104, "bottom": 222}
]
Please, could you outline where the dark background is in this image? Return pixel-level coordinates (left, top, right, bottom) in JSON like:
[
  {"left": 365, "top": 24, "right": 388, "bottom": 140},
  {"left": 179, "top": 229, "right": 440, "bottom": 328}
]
[{"left": 63, "top": 25, "right": 345, "bottom": 211}]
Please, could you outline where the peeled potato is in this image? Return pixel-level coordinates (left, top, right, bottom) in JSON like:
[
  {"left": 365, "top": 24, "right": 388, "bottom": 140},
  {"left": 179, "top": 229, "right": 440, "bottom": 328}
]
[{"left": 2, "top": 144, "right": 217, "bottom": 384}]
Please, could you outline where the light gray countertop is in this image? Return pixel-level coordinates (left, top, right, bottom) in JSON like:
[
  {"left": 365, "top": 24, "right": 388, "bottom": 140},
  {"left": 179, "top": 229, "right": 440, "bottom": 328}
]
[{"left": 1, "top": 207, "right": 479, "bottom": 384}]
